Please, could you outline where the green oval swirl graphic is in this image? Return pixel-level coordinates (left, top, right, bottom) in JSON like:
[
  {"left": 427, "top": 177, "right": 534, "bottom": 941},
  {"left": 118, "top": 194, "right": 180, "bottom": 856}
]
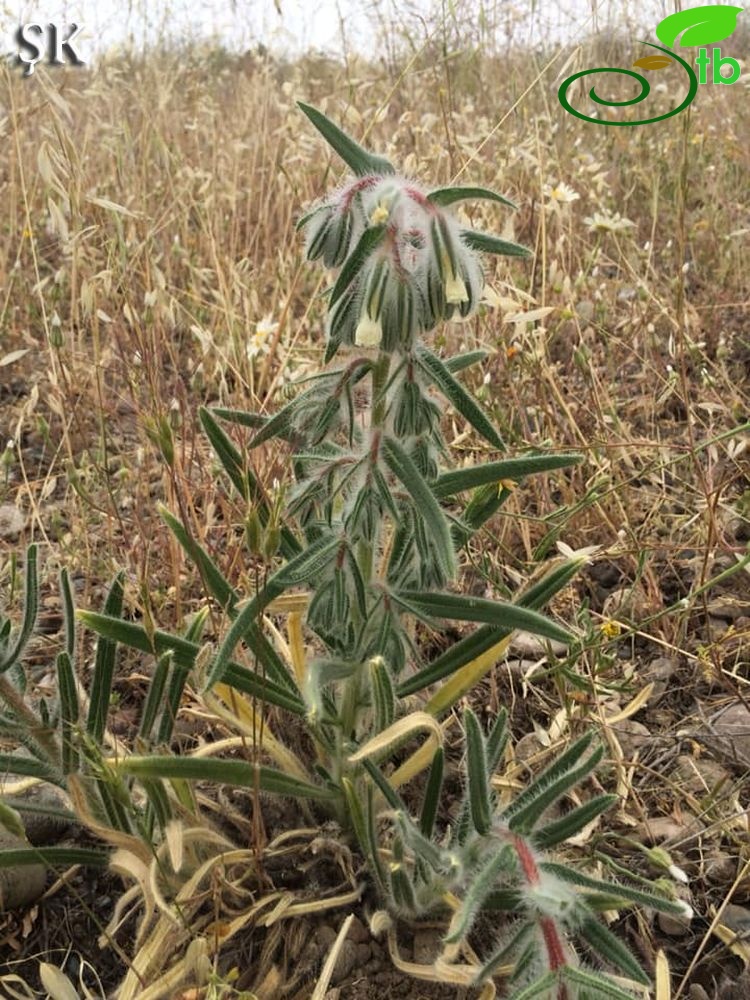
[{"left": 558, "top": 42, "right": 699, "bottom": 126}]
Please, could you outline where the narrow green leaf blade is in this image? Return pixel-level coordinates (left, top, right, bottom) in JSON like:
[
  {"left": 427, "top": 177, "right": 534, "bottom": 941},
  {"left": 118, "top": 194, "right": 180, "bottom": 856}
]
[
  {"left": 59, "top": 567, "right": 76, "bottom": 657},
  {"left": 578, "top": 915, "right": 650, "bottom": 986},
  {"left": 159, "top": 506, "right": 237, "bottom": 613},
  {"left": 382, "top": 436, "right": 456, "bottom": 582},
  {"left": 396, "top": 590, "right": 574, "bottom": 645},
  {"left": 298, "top": 102, "right": 395, "bottom": 177},
  {"left": 507, "top": 744, "right": 604, "bottom": 834},
  {"left": 0, "top": 544, "right": 39, "bottom": 673},
  {"left": 445, "top": 349, "right": 489, "bottom": 374},
  {"left": 204, "top": 533, "right": 340, "bottom": 690},
  {"left": 86, "top": 572, "right": 125, "bottom": 743},
  {"left": 460, "top": 229, "right": 532, "bottom": 258},
  {"left": 432, "top": 454, "right": 582, "bottom": 498},
  {"left": 118, "top": 755, "right": 334, "bottom": 799},
  {"left": 329, "top": 225, "right": 386, "bottom": 307},
  {"left": 534, "top": 794, "right": 618, "bottom": 849},
  {"left": 427, "top": 185, "right": 517, "bottom": 210},
  {"left": 464, "top": 708, "right": 491, "bottom": 835},
  {"left": 561, "top": 965, "right": 644, "bottom": 1000},
  {"left": 541, "top": 862, "right": 689, "bottom": 916},
  {"left": 0, "top": 846, "right": 109, "bottom": 868},
  {"left": 200, "top": 407, "right": 301, "bottom": 559},
  {"left": 417, "top": 346, "right": 505, "bottom": 450},
  {"left": 78, "top": 613, "right": 304, "bottom": 713},
  {"left": 419, "top": 747, "right": 444, "bottom": 838}
]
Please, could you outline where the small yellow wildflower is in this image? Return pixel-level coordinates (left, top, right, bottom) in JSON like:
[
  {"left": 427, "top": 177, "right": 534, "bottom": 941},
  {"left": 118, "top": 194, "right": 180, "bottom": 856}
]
[{"left": 600, "top": 620, "right": 621, "bottom": 638}]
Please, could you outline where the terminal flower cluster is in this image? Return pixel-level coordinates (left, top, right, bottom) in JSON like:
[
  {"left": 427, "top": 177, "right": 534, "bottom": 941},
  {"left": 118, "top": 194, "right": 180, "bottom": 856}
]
[{"left": 303, "top": 175, "right": 485, "bottom": 352}]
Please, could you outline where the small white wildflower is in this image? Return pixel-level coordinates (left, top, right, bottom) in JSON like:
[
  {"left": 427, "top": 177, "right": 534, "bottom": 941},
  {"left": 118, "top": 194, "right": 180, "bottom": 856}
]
[
  {"left": 544, "top": 181, "right": 580, "bottom": 207},
  {"left": 247, "top": 314, "right": 278, "bottom": 359},
  {"left": 556, "top": 541, "right": 602, "bottom": 564},
  {"left": 354, "top": 313, "right": 383, "bottom": 348},
  {"left": 584, "top": 211, "right": 635, "bottom": 234}
]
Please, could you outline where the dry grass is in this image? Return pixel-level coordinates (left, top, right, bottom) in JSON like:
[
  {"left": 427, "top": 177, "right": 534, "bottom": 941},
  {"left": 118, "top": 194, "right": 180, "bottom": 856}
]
[{"left": 1, "top": 18, "right": 749, "bottom": 998}]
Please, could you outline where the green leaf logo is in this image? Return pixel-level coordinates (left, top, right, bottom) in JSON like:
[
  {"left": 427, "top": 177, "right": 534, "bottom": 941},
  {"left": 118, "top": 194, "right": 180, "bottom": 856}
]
[{"left": 656, "top": 4, "right": 743, "bottom": 47}]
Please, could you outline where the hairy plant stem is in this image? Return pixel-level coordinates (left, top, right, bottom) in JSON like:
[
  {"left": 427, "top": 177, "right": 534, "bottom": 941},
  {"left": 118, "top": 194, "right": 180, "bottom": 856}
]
[{"left": 343, "top": 350, "right": 392, "bottom": 796}]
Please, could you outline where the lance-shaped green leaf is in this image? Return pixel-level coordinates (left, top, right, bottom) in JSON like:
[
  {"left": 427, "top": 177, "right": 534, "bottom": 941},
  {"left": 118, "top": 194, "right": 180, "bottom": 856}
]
[
  {"left": 0, "top": 846, "right": 109, "bottom": 868},
  {"left": 86, "top": 572, "right": 125, "bottom": 743},
  {"left": 395, "top": 812, "right": 452, "bottom": 875},
  {"left": 139, "top": 651, "right": 172, "bottom": 743},
  {"left": 540, "top": 862, "right": 689, "bottom": 916},
  {"left": 0, "top": 544, "right": 39, "bottom": 673},
  {"left": 445, "top": 349, "right": 489, "bottom": 374},
  {"left": 394, "top": 590, "right": 574, "bottom": 645},
  {"left": 119, "top": 755, "right": 334, "bottom": 799},
  {"left": 578, "top": 915, "right": 650, "bottom": 986},
  {"left": 475, "top": 921, "right": 535, "bottom": 984},
  {"left": 382, "top": 436, "right": 456, "bottom": 582},
  {"left": 432, "top": 454, "right": 582, "bottom": 498},
  {"left": 246, "top": 384, "right": 326, "bottom": 450},
  {"left": 416, "top": 346, "right": 505, "bottom": 450},
  {"left": 460, "top": 229, "right": 532, "bottom": 258},
  {"left": 507, "top": 743, "right": 604, "bottom": 834},
  {"left": 204, "top": 533, "right": 341, "bottom": 690},
  {"left": 396, "top": 556, "right": 583, "bottom": 697},
  {"left": 56, "top": 651, "right": 79, "bottom": 775},
  {"left": 390, "top": 861, "right": 418, "bottom": 912},
  {"left": 502, "top": 732, "right": 598, "bottom": 830},
  {"left": 534, "top": 794, "right": 618, "bottom": 849},
  {"left": 59, "top": 567, "right": 76, "bottom": 657},
  {"left": 298, "top": 102, "right": 395, "bottom": 177},
  {"left": 159, "top": 505, "right": 237, "bottom": 613},
  {"left": 445, "top": 844, "right": 515, "bottom": 943},
  {"left": 505, "top": 971, "right": 557, "bottom": 1000},
  {"left": 656, "top": 5, "right": 742, "bottom": 47},
  {"left": 419, "top": 747, "right": 444, "bottom": 838},
  {"left": 209, "top": 407, "right": 269, "bottom": 432},
  {"left": 464, "top": 708, "right": 492, "bottom": 835},
  {"left": 458, "top": 482, "right": 513, "bottom": 544},
  {"left": 361, "top": 758, "right": 406, "bottom": 812},
  {"left": 368, "top": 656, "right": 395, "bottom": 733},
  {"left": 329, "top": 225, "right": 387, "bottom": 307},
  {"left": 560, "top": 965, "right": 644, "bottom": 1000},
  {"left": 427, "top": 185, "right": 517, "bottom": 210},
  {"left": 78, "top": 612, "right": 304, "bottom": 713},
  {"left": 201, "top": 403, "right": 302, "bottom": 550},
  {"left": 0, "top": 753, "right": 64, "bottom": 786},
  {"left": 4, "top": 798, "right": 75, "bottom": 827},
  {"left": 486, "top": 707, "right": 509, "bottom": 772}
]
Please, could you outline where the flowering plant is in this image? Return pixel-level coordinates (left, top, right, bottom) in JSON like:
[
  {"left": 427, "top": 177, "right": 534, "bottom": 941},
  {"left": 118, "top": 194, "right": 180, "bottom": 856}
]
[{"left": 37, "top": 103, "right": 689, "bottom": 997}]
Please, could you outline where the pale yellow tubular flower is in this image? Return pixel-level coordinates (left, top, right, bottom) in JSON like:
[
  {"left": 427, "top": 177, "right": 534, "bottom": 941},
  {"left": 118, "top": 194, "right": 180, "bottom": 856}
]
[
  {"left": 369, "top": 203, "right": 390, "bottom": 225},
  {"left": 354, "top": 313, "right": 383, "bottom": 348},
  {"left": 445, "top": 271, "right": 469, "bottom": 305}
]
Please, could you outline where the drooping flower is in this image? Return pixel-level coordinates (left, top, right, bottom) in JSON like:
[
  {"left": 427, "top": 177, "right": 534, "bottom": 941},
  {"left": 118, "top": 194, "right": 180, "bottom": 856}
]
[{"left": 354, "top": 313, "right": 383, "bottom": 348}]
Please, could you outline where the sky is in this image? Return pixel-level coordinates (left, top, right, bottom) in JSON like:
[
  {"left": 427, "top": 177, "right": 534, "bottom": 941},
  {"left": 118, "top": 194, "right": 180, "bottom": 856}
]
[{"left": 1, "top": 0, "right": 672, "bottom": 64}]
